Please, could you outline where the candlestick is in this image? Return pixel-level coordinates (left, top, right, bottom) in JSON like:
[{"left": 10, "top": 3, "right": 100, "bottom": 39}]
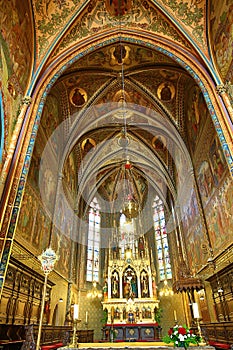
[
  {"left": 85, "top": 311, "right": 88, "bottom": 323},
  {"left": 174, "top": 310, "right": 177, "bottom": 321}
]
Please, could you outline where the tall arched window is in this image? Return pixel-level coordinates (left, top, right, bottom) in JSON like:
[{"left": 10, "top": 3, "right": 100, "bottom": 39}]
[
  {"left": 153, "top": 196, "right": 172, "bottom": 281},
  {"left": 86, "top": 198, "right": 100, "bottom": 282}
]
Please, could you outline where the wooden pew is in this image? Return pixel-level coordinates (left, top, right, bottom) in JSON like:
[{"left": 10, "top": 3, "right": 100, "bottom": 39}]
[
  {"left": 0, "top": 325, "right": 26, "bottom": 350},
  {"left": 0, "top": 324, "right": 94, "bottom": 350},
  {"left": 200, "top": 322, "right": 233, "bottom": 350},
  {"left": 21, "top": 325, "right": 72, "bottom": 350}
]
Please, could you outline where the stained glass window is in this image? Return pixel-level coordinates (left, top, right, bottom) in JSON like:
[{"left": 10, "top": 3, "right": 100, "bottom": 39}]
[
  {"left": 86, "top": 198, "right": 100, "bottom": 282},
  {"left": 153, "top": 196, "right": 172, "bottom": 281}
]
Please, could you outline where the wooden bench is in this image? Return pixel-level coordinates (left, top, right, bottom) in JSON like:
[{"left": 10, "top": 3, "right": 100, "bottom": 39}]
[
  {"left": 201, "top": 322, "right": 233, "bottom": 350},
  {"left": 21, "top": 324, "right": 72, "bottom": 350},
  {"left": 0, "top": 324, "right": 94, "bottom": 350},
  {"left": 0, "top": 325, "right": 26, "bottom": 350}
]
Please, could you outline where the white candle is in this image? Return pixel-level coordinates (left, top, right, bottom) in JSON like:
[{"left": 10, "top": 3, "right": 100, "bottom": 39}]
[
  {"left": 174, "top": 310, "right": 177, "bottom": 321},
  {"left": 73, "top": 304, "right": 79, "bottom": 320},
  {"left": 193, "top": 303, "right": 200, "bottom": 319},
  {"left": 86, "top": 311, "right": 88, "bottom": 323}
]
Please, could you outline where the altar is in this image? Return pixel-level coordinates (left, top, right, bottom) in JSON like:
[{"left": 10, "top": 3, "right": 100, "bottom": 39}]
[
  {"left": 60, "top": 343, "right": 214, "bottom": 350},
  {"left": 103, "top": 323, "right": 161, "bottom": 342}
]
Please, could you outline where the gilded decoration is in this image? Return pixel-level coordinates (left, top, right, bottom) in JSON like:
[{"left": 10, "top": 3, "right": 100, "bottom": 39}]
[
  {"left": 210, "top": 0, "right": 233, "bottom": 81},
  {"left": 52, "top": 0, "right": 191, "bottom": 58},
  {"left": 32, "top": 0, "right": 83, "bottom": 57},
  {"left": 69, "top": 87, "right": 88, "bottom": 107},
  {"left": 155, "top": 0, "right": 206, "bottom": 46}
]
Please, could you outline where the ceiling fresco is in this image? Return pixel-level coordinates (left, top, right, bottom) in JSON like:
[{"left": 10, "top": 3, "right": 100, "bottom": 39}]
[{"left": 32, "top": 0, "right": 207, "bottom": 64}]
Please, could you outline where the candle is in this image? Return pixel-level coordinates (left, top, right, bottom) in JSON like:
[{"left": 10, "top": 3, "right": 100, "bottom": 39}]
[
  {"left": 85, "top": 311, "right": 88, "bottom": 323},
  {"left": 73, "top": 304, "right": 79, "bottom": 320},
  {"left": 174, "top": 310, "right": 177, "bottom": 321},
  {"left": 193, "top": 303, "right": 200, "bottom": 319}
]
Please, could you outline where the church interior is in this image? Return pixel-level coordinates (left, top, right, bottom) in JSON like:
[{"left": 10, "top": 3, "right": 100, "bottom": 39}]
[{"left": 0, "top": 0, "right": 233, "bottom": 349}]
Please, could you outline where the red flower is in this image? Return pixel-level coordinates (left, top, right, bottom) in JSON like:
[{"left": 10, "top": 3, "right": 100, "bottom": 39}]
[
  {"left": 190, "top": 330, "right": 193, "bottom": 335},
  {"left": 178, "top": 327, "right": 187, "bottom": 335},
  {"left": 168, "top": 328, "right": 173, "bottom": 336}
]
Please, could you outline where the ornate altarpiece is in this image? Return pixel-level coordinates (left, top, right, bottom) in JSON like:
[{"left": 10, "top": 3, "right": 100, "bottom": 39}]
[{"left": 102, "top": 236, "right": 159, "bottom": 325}]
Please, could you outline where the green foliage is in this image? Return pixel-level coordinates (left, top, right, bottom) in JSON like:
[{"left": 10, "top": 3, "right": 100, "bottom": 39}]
[
  {"left": 100, "top": 308, "right": 108, "bottom": 326},
  {"left": 154, "top": 307, "right": 163, "bottom": 324}
]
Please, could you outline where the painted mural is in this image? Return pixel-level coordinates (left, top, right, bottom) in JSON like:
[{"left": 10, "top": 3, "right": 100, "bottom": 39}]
[
  {"left": 181, "top": 188, "right": 208, "bottom": 273},
  {"left": 206, "top": 176, "right": 233, "bottom": 254},
  {"left": 63, "top": 152, "right": 76, "bottom": 194},
  {"left": 0, "top": 0, "right": 32, "bottom": 167},
  {"left": 197, "top": 136, "right": 227, "bottom": 207},
  {"left": 50, "top": 227, "right": 71, "bottom": 279},
  {"left": 54, "top": 0, "right": 191, "bottom": 56},
  {"left": 32, "top": 206, "right": 50, "bottom": 251},
  {"left": 210, "top": 0, "right": 233, "bottom": 81},
  {"left": 186, "top": 85, "right": 208, "bottom": 154},
  {"left": 17, "top": 185, "right": 38, "bottom": 241}
]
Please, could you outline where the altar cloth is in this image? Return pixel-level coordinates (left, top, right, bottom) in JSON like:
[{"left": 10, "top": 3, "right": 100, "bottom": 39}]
[{"left": 60, "top": 342, "right": 214, "bottom": 349}]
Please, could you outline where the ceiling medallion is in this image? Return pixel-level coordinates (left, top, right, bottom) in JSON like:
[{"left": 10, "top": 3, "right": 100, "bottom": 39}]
[
  {"left": 117, "top": 129, "right": 130, "bottom": 147},
  {"left": 69, "top": 87, "right": 87, "bottom": 107}
]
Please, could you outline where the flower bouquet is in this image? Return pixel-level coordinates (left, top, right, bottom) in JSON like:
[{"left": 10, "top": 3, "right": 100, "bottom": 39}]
[{"left": 163, "top": 325, "right": 201, "bottom": 348}]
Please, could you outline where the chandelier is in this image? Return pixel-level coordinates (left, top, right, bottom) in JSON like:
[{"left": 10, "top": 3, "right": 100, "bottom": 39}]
[
  {"left": 87, "top": 281, "right": 102, "bottom": 299},
  {"left": 159, "top": 279, "right": 174, "bottom": 297},
  {"left": 121, "top": 161, "right": 140, "bottom": 220}
]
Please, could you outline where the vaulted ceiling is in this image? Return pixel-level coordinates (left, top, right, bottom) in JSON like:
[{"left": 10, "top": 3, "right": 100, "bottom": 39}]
[{"left": 22, "top": 0, "right": 228, "bottom": 221}]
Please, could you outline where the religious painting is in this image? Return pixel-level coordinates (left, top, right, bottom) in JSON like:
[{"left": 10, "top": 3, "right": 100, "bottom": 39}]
[
  {"left": 81, "top": 138, "right": 96, "bottom": 153},
  {"left": 205, "top": 176, "right": 233, "bottom": 255},
  {"left": 105, "top": 0, "right": 132, "bottom": 17},
  {"left": 152, "top": 135, "right": 167, "bottom": 151},
  {"left": 209, "top": 137, "right": 226, "bottom": 186},
  {"left": 69, "top": 87, "right": 87, "bottom": 107},
  {"left": 0, "top": 1, "right": 32, "bottom": 89},
  {"left": 210, "top": 0, "right": 233, "bottom": 80},
  {"left": 32, "top": 206, "right": 50, "bottom": 251},
  {"left": 63, "top": 151, "right": 76, "bottom": 193},
  {"left": 186, "top": 85, "right": 207, "bottom": 153},
  {"left": 197, "top": 160, "right": 214, "bottom": 206},
  {"left": 181, "top": 188, "right": 207, "bottom": 272},
  {"left": 17, "top": 186, "right": 38, "bottom": 241},
  {"left": 185, "top": 221, "right": 208, "bottom": 274},
  {"left": 57, "top": 233, "right": 71, "bottom": 278},
  {"left": 157, "top": 82, "right": 175, "bottom": 101},
  {"left": 39, "top": 160, "right": 57, "bottom": 215},
  {"left": 40, "top": 94, "right": 61, "bottom": 143}
]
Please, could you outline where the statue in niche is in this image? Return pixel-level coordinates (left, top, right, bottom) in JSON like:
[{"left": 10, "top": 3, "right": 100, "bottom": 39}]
[
  {"left": 130, "top": 275, "right": 138, "bottom": 298},
  {"left": 123, "top": 267, "right": 137, "bottom": 299},
  {"left": 111, "top": 271, "right": 119, "bottom": 298},
  {"left": 138, "top": 236, "right": 145, "bottom": 258},
  {"left": 103, "top": 280, "right": 108, "bottom": 300},
  {"left": 141, "top": 271, "right": 149, "bottom": 298}
]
